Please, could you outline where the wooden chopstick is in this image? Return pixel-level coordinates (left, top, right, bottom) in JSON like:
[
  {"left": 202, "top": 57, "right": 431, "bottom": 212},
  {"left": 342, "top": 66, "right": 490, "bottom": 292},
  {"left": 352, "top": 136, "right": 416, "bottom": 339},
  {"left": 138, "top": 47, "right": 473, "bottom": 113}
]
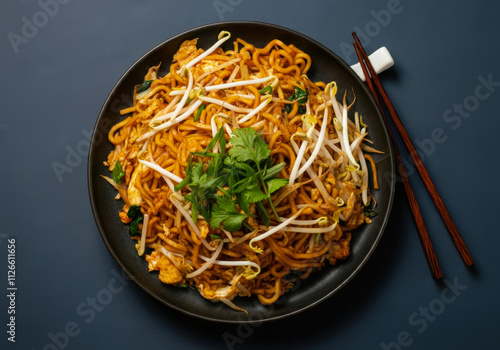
[
  {"left": 352, "top": 32, "right": 474, "bottom": 270},
  {"left": 352, "top": 40, "right": 442, "bottom": 279}
]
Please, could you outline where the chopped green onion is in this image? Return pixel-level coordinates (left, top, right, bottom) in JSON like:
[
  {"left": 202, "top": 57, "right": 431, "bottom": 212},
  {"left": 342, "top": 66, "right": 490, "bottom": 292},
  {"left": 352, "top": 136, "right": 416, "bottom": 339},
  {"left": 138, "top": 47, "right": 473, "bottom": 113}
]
[
  {"left": 137, "top": 80, "right": 153, "bottom": 93},
  {"left": 259, "top": 86, "right": 272, "bottom": 95},
  {"left": 194, "top": 104, "right": 206, "bottom": 122},
  {"left": 210, "top": 234, "right": 222, "bottom": 240}
]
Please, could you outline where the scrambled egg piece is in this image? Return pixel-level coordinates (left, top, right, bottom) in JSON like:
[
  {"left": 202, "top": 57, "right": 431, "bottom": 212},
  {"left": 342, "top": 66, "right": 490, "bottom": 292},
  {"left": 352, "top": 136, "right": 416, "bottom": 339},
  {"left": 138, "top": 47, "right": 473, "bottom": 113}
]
[
  {"left": 197, "top": 275, "right": 242, "bottom": 300},
  {"left": 173, "top": 39, "right": 202, "bottom": 67},
  {"left": 118, "top": 206, "right": 132, "bottom": 224},
  {"left": 127, "top": 163, "right": 146, "bottom": 206},
  {"left": 145, "top": 251, "right": 183, "bottom": 285}
]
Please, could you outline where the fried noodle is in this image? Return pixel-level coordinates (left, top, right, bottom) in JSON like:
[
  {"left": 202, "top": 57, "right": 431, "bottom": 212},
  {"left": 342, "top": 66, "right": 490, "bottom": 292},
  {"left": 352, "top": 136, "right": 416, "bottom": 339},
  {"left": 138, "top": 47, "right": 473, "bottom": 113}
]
[{"left": 103, "top": 32, "right": 380, "bottom": 311}]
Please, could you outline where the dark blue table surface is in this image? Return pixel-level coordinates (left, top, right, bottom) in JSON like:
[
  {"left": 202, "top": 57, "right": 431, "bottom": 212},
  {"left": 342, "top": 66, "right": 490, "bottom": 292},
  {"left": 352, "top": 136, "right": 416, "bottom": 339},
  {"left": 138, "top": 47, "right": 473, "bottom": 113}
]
[{"left": 1, "top": 1, "right": 499, "bottom": 349}]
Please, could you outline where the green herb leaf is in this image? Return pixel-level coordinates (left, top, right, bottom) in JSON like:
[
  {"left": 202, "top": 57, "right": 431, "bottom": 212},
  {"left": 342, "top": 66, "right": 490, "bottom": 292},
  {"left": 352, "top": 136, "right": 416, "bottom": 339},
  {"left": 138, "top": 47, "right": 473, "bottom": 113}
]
[
  {"left": 210, "top": 234, "right": 222, "bottom": 240},
  {"left": 285, "top": 86, "right": 308, "bottom": 114},
  {"left": 364, "top": 209, "right": 379, "bottom": 218},
  {"left": 241, "top": 184, "right": 268, "bottom": 203},
  {"left": 232, "top": 172, "right": 260, "bottom": 194},
  {"left": 194, "top": 104, "right": 206, "bottom": 122},
  {"left": 127, "top": 205, "right": 144, "bottom": 235},
  {"left": 235, "top": 192, "right": 250, "bottom": 214},
  {"left": 174, "top": 173, "right": 192, "bottom": 192},
  {"left": 204, "top": 126, "right": 225, "bottom": 155},
  {"left": 112, "top": 161, "right": 125, "bottom": 184},
  {"left": 211, "top": 196, "right": 250, "bottom": 232},
  {"left": 255, "top": 201, "right": 270, "bottom": 227},
  {"left": 263, "top": 162, "right": 286, "bottom": 180},
  {"left": 191, "top": 199, "right": 199, "bottom": 223},
  {"left": 127, "top": 205, "right": 142, "bottom": 218},
  {"left": 266, "top": 178, "right": 289, "bottom": 194},
  {"left": 191, "top": 191, "right": 211, "bottom": 223},
  {"left": 129, "top": 216, "right": 143, "bottom": 235},
  {"left": 175, "top": 127, "right": 288, "bottom": 230},
  {"left": 229, "top": 128, "right": 270, "bottom": 165},
  {"left": 137, "top": 80, "right": 153, "bottom": 93}
]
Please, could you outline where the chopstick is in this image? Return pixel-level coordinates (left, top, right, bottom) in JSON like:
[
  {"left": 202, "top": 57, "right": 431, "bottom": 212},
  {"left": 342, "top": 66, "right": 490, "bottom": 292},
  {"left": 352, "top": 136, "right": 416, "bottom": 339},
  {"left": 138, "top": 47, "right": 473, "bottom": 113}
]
[
  {"left": 351, "top": 38, "right": 442, "bottom": 279},
  {"left": 352, "top": 39, "right": 442, "bottom": 279},
  {"left": 352, "top": 32, "right": 474, "bottom": 276}
]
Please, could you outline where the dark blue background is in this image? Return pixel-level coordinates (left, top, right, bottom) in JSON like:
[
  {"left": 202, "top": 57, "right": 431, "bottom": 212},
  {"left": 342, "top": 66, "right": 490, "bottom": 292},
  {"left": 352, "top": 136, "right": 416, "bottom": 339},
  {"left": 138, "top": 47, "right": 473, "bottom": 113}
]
[{"left": 1, "top": 0, "right": 499, "bottom": 349}]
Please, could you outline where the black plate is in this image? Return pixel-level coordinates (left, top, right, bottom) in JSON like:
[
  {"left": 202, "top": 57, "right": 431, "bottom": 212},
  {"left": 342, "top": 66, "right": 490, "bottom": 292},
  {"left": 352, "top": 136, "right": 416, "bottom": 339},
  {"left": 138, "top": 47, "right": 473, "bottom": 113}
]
[{"left": 88, "top": 21, "right": 395, "bottom": 323}]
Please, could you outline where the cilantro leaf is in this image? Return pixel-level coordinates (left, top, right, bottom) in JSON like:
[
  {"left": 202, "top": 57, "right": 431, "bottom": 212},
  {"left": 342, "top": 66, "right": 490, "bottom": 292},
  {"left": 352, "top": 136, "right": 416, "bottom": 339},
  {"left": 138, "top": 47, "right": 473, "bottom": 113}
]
[
  {"left": 229, "top": 128, "right": 270, "bottom": 165},
  {"left": 189, "top": 162, "right": 205, "bottom": 186},
  {"left": 210, "top": 196, "right": 250, "bottom": 232},
  {"left": 235, "top": 192, "right": 250, "bottom": 214},
  {"left": 266, "top": 178, "right": 289, "bottom": 194},
  {"left": 112, "top": 161, "right": 125, "bottom": 184},
  {"left": 241, "top": 184, "right": 268, "bottom": 203},
  {"left": 174, "top": 127, "right": 289, "bottom": 230}
]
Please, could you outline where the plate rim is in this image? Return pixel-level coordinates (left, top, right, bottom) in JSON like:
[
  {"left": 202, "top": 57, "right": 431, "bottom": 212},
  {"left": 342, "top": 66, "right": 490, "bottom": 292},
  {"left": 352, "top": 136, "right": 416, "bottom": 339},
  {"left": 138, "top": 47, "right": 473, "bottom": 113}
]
[{"left": 87, "top": 20, "right": 396, "bottom": 323}]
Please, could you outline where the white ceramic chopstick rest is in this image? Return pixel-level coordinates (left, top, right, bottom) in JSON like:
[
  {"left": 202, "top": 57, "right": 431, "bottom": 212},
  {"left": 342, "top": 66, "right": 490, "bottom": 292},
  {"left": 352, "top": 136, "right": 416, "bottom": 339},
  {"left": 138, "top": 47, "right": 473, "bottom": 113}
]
[{"left": 350, "top": 46, "right": 394, "bottom": 81}]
